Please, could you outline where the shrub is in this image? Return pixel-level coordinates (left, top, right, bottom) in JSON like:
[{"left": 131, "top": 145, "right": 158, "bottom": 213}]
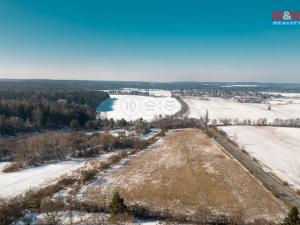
[
  {"left": 40, "top": 197, "right": 64, "bottom": 213},
  {"left": 0, "top": 197, "right": 24, "bottom": 225},
  {"left": 108, "top": 192, "right": 127, "bottom": 215},
  {"left": 281, "top": 207, "right": 300, "bottom": 225},
  {"left": 253, "top": 157, "right": 259, "bottom": 163},
  {"left": 241, "top": 149, "right": 249, "bottom": 155},
  {"left": 283, "top": 181, "right": 289, "bottom": 186}
]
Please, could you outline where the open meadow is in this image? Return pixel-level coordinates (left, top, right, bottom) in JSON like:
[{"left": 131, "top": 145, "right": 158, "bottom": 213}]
[{"left": 81, "top": 129, "right": 287, "bottom": 222}]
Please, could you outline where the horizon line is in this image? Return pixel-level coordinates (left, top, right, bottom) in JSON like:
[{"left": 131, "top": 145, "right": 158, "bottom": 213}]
[{"left": 0, "top": 78, "right": 299, "bottom": 85}]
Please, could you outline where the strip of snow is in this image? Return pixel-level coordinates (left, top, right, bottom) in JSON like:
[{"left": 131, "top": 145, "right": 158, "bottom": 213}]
[
  {"left": 86, "top": 128, "right": 161, "bottom": 141},
  {"left": 222, "top": 84, "right": 259, "bottom": 87},
  {"left": 137, "top": 220, "right": 163, "bottom": 225},
  {"left": 221, "top": 126, "right": 300, "bottom": 191},
  {"left": 140, "top": 128, "right": 161, "bottom": 140}
]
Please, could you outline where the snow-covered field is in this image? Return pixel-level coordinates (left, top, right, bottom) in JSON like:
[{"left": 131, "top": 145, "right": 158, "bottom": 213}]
[
  {"left": 98, "top": 95, "right": 181, "bottom": 121},
  {"left": 221, "top": 126, "right": 300, "bottom": 191},
  {"left": 0, "top": 159, "right": 86, "bottom": 198},
  {"left": 0, "top": 149, "right": 123, "bottom": 198},
  {"left": 183, "top": 97, "right": 300, "bottom": 122}
]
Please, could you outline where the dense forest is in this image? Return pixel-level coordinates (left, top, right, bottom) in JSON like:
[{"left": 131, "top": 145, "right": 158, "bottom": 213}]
[{"left": 0, "top": 81, "right": 109, "bottom": 135}]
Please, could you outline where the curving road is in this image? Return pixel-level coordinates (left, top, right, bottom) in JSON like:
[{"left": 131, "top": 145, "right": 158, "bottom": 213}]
[{"left": 206, "top": 126, "right": 300, "bottom": 209}]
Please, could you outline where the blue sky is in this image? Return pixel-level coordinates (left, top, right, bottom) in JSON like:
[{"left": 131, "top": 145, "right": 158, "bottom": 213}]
[{"left": 0, "top": 0, "right": 300, "bottom": 82}]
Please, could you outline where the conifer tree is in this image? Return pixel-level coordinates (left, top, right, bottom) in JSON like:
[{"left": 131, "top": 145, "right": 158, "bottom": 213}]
[{"left": 108, "top": 192, "right": 127, "bottom": 215}]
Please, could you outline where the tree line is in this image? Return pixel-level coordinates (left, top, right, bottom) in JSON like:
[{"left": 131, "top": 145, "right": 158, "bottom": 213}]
[
  {"left": 0, "top": 87, "right": 109, "bottom": 135},
  {"left": 209, "top": 117, "right": 300, "bottom": 127}
]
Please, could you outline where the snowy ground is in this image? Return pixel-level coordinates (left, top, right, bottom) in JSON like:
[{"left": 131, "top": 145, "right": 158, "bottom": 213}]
[
  {"left": 0, "top": 161, "right": 10, "bottom": 172},
  {"left": 148, "top": 90, "right": 172, "bottom": 97},
  {"left": 222, "top": 84, "right": 259, "bottom": 87},
  {"left": 0, "top": 159, "right": 86, "bottom": 198},
  {"left": 183, "top": 96, "right": 300, "bottom": 122},
  {"left": 0, "top": 152, "right": 119, "bottom": 198},
  {"left": 137, "top": 220, "right": 163, "bottom": 225},
  {"left": 221, "top": 126, "right": 300, "bottom": 191},
  {"left": 17, "top": 211, "right": 169, "bottom": 225},
  {"left": 140, "top": 128, "right": 161, "bottom": 140},
  {"left": 98, "top": 95, "right": 181, "bottom": 121},
  {"left": 86, "top": 128, "right": 161, "bottom": 140}
]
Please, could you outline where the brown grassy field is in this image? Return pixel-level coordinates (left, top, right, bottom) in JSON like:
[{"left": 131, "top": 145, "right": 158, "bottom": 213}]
[{"left": 86, "top": 129, "right": 287, "bottom": 222}]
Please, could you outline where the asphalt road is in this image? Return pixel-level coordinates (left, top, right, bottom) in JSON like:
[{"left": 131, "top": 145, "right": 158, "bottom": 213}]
[{"left": 206, "top": 126, "right": 300, "bottom": 209}]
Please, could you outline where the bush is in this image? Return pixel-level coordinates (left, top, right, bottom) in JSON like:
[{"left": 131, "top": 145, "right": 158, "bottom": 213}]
[
  {"left": 108, "top": 192, "right": 127, "bottom": 215},
  {"left": 283, "top": 181, "right": 289, "bottom": 186},
  {"left": 0, "top": 197, "right": 24, "bottom": 225},
  {"left": 241, "top": 149, "right": 249, "bottom": 155},
  {"left": 281, "top": 207, "right": 300, "bottom": 225},
  {"left": 253, "top": 157, "right": 259, "bottom": 163},
  {"left": 40, "top": 197, "right": 64, "bottom": 213}
]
